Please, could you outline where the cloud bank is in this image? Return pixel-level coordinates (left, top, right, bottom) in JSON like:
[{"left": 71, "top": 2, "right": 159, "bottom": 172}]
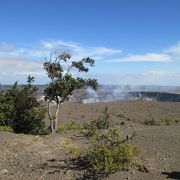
[
  {"left": 0, "top": 40, "right": 180, "bottom": 85},
  {"left": 110, "top": 53, "right": 172, "bottom": 62},
  {"left": 0, "top": 40, "right": 122, "bottom": 84}
]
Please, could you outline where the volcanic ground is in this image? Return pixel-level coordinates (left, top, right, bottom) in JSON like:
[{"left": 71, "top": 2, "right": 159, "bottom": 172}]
[{"left": 0, "top": 101, "right": 180, "bottom": 180}]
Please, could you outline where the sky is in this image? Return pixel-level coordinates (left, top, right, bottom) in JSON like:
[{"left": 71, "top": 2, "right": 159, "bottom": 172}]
[{"left": 0, "top": 0, "right": 180, "bottom": 85}]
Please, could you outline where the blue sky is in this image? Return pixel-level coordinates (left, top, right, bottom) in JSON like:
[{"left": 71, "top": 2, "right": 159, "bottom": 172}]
[{"left": 0, "top": 0, "right": 180, "bottom": 85}]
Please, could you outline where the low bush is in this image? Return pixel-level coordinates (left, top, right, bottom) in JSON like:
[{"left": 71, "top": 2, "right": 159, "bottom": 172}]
[
  {"left": 94, "top": 106, "right": 110, "bottom": 129},
  {"left": 145, "top": 118, "right": 180, "bottom": 126},
  {"left": 117, "top": 114, "right": 131, "bottom": 121},
  {"left": 12, "top": 107, "right": 46, "bottom": 135},
  {"left": 120, "top": 121, "right": 125, "bottom": 125},
  {"left": 82, "top": 106, "right": 110, "bottom": 137},
  {"left": 78, "top": 128, "right": 138, "bottom": 175},
  {"left": 81, "top": 125, "right": 99, "bottom": 137},
  {"left": 58, "top": 122, "right": 84, "bottom": 132},
  {"left": 0, "top": 125, "right": 13, "bottom": 132},
  {"left": 117, "top": 114, "right": 126, "bottom": 118}
]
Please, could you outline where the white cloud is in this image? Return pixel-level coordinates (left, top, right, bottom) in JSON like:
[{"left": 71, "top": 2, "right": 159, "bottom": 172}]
[
  {"left": 40, "top": 40, "right": 122, "bottom": 60},
  {"left": 41, "top": 40, "right": 82, "bottom": 51},
  {"left": 109, "top": 53, "right": 172, "bottom": 62},
  {"left": 0, "top": 38, "right": 122, "bottom": 83},
  {"left": 0, "top": 55, "right": 46, "bottom": 81},
  {"left": 93, "top": 47, "right": 122, "bottom": 56},
  {"left": 0, "top": 56, "right": 42, "bottom": 69},
  {"left": 0, "top": 43, "right": 18, "bottom": 52},
  {"left": 0, "top": 40, "right": 122, "bottom": 61},
  {"left": 108, "top": 41, "right": 180, "bottom": 63},
  {"left": 140, "top": 70, "right": 176, "bottom": 77},
  {"left": 1, "top": 40, "right": 180, "bottom": 85},
  {"left": 166, "top": 42, "right": 180, "bottom": 55}
]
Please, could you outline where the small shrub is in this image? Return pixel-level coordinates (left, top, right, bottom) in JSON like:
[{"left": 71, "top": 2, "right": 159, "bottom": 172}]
[
  {"left": 12, "top": 107, "right": 46, "bottom": 135},
  {"left": 79, "top": 128, "right": 138, "bottom": 174},
  {"left": 69, "top": 147, "right": 80, "bottom": 157},
  {"left": 81, "top": 124, "right": 99, "bottom": 137},
  {"left": 117, "top": 114, "right": 126, "bottom": 118},
  {"left": 62, "top": 138, "right": 71, "bottom": 148},
  {"left": 95, "top": 106, "right": 110, "bottom": 129},
  {"left": 144, "top": 118, "right": 180, "bottom": 126},
  {"left": 81, "top": 114, "right": 85, "bottom": 118},
  {"left": 39, "top": 126, "right": 51, "bottom": 135},
  {"left": 0, "top": 125, "right": 13, "bottom": 132},
  {"left": 126, "top": 118, "right": 131, "bottom": 121},
  {"left": 58, "top": 122, "right": 84, "bottom": 132},
  {"left": 82, "top": 106, "right": 110, "bottom": 137},
  {"left": 144, "top": 118, "right": 157, "bottom": 125},
  {"left": 117, "top": 114, "right": 131, "bottom": 121},
  {"left": 120, "top": 121, "right": 125, "bottom": 125}
]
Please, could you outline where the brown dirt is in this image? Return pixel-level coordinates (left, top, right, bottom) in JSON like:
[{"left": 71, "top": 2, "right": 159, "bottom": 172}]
[{"left": 0, "top": 101, "right": 180, "bottom": 180}]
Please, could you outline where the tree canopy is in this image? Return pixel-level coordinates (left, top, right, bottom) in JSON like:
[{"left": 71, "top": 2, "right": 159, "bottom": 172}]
[{"left": 44, "top": 51, "right": 98, "bottom": 133}]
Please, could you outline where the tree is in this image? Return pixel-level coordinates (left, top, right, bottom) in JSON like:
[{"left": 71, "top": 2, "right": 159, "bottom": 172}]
[
  {"left": 0, "top": 76, "right": 46, "bottom": 134},
  {"left": 44, "top": 51, "right": 98, "bottom": 133},
  {"left": 12, "top": 76, "right": 46, "bottom": 134},
  {"left": 0, "top": 83, "right": 18, "bottom": 127}
]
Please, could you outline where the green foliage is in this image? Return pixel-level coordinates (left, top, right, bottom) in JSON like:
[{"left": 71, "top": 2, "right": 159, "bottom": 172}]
[
  {"left": 81, "top": 125, "right": 99, "bottom": 137},
  {"left": 62, "top": 138, "right": 71, "bottom": 148},
  {"left": 95, "top": 106, "right": 110, "bottom": 129},
  {"left": 0, "top": 77, "right": 46, "bottom": 135},
  {"left": 12, "top": 107, "right": 46, "bottom": 134},
  {"left": 82, "top": 106, "right": 110, "bottom": 137},
  {"left": 0, "top": 125, "right": 13, "bottom": 132},
  {"left": 0, "top": 90, "right": 16, "bottom": 126},
  {"left": 57, "top": 122, "right": 84, "bottom": 132},
  {"left": 69, "top": 147, "right": 79, "bottom": 157},
  {"left": 144, "top": 117, "right": 180, "bottom": 126},
  {"left": 44, "top": 51, "right": 98, "bottom": 133},
  {"left": 79, "top": 128, "right": 138, "bottom": 174},
  {"left": 44, "top": 52, "right": 98, "bottom": 104}
]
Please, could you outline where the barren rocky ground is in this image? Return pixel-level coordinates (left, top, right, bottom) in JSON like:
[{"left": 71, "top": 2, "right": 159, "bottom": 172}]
[{"left": 0, "top": 101, "right": 180, "bottom": 180}]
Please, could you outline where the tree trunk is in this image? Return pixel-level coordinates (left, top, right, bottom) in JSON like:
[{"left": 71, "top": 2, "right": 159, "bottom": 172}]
[
  {"left": 54, "top": 103, "right": 60, "bottom": 132},
  {"left": 50, "top": 120, "right": 56, "bottom": 134},
  {"left": 48, "top": 101, "right": 55, "bottom": 134},
  {"left": 47, "top": 101, "right": 60, "bottom": 134}
]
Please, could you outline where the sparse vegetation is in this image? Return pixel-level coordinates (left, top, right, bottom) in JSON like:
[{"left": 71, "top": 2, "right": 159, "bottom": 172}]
[
  {"left": 81, "top": 125, "right": 99, "bottom": 137},
  {"left": 77, "top": 128, "right": 138, "bottom": 175},
  {"left": 1, "top": 101, "right": 180, "bottom": 179},
  {"left": 117, "top": 114, "right": 126, "bottom": 118},
  {"left": 81, "top": 114, "right": 85, "bottom": 118},
  {"left": 117, "top": 113, "right": 131, "bottom": 121},
  {"left": 0, "top": 125, "right": 13, "bottom": 132},
  {"left": 62, "top": 138, "right": 71, "bottom": 148},
  {"left": 82, "top": 106, "right": 110, "bottom": 137},
  {"left": 95, "top": 106, "right": 110, "bottom": 129},
  {"left": 120, "top": 121, "right": 125, "bottom": 125},
  {"left": 144, "top": 118, "right": 180, "bottom": 126},
  {"left": 57, "top": 122, "right": 84, "bottom": 132}
]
